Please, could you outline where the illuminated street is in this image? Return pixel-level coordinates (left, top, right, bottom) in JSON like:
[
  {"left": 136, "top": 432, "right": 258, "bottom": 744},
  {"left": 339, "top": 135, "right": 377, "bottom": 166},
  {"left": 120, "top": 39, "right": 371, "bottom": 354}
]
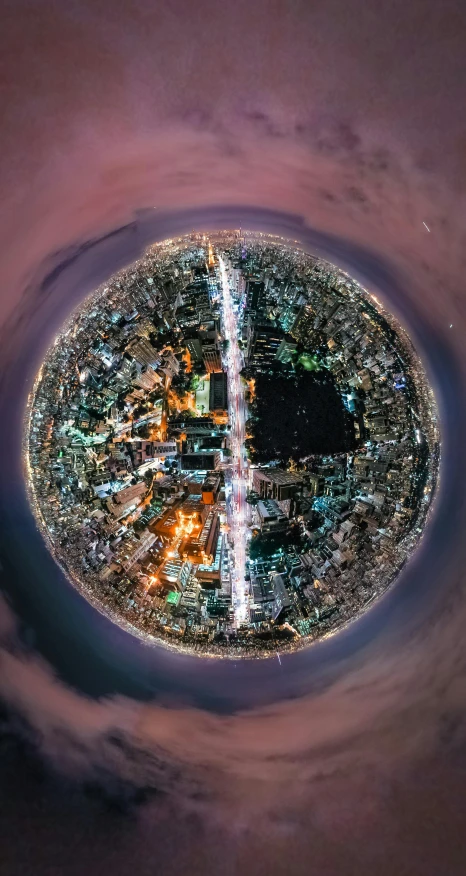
[
  {"left": 218, "top": 254, "right": 250, "bottom": 627},
  {"left": 25, "top": 231, "right": 439, "bottom": 654}
]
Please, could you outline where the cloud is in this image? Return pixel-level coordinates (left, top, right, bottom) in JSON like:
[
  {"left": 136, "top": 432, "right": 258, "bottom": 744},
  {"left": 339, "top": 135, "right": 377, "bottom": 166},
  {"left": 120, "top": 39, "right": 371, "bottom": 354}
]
[
  {"left": 1, "top": 555, "right": 466, "bottom": 816},
  {"left": 2, "top": 563, "right": 466, "bottom": 876}
]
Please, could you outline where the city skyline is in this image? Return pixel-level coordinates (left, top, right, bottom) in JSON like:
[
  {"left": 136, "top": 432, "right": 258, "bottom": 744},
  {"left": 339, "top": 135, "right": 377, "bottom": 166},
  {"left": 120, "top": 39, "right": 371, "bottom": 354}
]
[{"left": 25, "top": 231, "right": 439, "bottom": 656}]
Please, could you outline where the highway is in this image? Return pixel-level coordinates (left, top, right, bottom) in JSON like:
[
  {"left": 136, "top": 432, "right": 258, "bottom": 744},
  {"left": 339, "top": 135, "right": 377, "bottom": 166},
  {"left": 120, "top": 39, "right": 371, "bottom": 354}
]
[{"left": 218, "top": 255, "right": 250, "bottom": 626}]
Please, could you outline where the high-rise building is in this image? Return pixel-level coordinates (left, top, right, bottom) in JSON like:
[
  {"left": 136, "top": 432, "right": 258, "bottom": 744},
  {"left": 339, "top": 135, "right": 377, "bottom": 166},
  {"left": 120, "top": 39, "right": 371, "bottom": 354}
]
[
  {"left": 137, "top": 316, "right": 157, "bottom": 338},
  {"left": 247, "top": 323, "right": 283, "bottom": 369},
  {"left": 275, "top": 337, "right": 297, "bottom": 364},
  {"left": 202, "top": 339, "right": 222, "bottom": 373},
  {"left": 308, "top": 473, "right": 325, "bottom": 497},
  {"left": 202, "top": 475, "right": 221, "bottom": 505},
  {"left": 256, "top": 499, "right": 288, "bottom": 533},
  {"left": 133, "top": 365, "right": 163, "bottom": 391},
  {"left": 209, "top": 371, "right": 228, "bottom": 413},
  {"left": 117, "top": 531, "right": 156, "bottom": 572},
  {"left": 180, "top": 451, "right": 221, "bottom": 471},
  {"left": 131, "top": 440, "right": 177, "bottom": 466},
  {"left": 113, "top": 482, "right": 147, "bottom": 505},
  {"left": 126, "top": 337, "right": 161, "bottom": 369},
  {"left": 271, "top": 574, "right": 292, "bottom": 621},
  {"left": 252, "top": 469, "right": 303, "bottom": 501},
  {"left": 159, "top": 558, "right": 192, "bottom": 590},
  {"left": 159, "top": 350, "right": 180, "bottom": 378},
  {"left": 245, "top": 279, "right": 266, "bottom": 315},
  {"left": 184, "top": 334, "right": 203, "bottom": 363}
]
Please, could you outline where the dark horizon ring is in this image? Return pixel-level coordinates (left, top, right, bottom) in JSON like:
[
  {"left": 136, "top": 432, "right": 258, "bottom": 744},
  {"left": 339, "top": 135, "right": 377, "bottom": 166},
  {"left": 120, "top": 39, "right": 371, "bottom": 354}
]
[{"left": 0, "top": 204, "right": 461, "bottom": 714}]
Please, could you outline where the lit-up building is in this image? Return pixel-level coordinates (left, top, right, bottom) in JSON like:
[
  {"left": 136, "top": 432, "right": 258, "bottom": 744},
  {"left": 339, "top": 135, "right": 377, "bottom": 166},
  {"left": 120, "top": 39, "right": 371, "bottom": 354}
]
[{"left": 180, "top": 451, "right": 221, "bottom": 471}]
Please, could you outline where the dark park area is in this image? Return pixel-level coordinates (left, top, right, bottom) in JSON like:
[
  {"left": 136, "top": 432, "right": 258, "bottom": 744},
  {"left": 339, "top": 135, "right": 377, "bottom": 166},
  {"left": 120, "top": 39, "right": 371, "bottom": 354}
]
[{"left": 247, "top": 367, "right": 356, "bottom": 464}]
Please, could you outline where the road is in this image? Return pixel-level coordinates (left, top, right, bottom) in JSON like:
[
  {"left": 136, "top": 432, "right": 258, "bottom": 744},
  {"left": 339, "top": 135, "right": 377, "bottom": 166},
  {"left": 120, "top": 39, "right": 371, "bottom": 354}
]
[
  {"left": 160, "top": 374, "right": 172, "bottom": 440},
  {"left": 218, "top": 255, "right": 250, "bottom": 626}
]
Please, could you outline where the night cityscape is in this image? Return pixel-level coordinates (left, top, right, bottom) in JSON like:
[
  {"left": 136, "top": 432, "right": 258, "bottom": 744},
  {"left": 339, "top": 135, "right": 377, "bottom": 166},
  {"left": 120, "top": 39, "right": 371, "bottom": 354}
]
[
  {"left": 26, "top": 231, "right": 439, "bottom": 656},
  {"left": 3, "top": 2, "right": 466, "bottom": 873}
]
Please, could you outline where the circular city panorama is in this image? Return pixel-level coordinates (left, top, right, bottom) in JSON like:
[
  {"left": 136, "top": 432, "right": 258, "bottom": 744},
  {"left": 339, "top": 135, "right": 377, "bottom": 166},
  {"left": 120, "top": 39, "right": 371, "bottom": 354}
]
[{"left": 26, "top": 232, "right": 439, "bottom": 657}]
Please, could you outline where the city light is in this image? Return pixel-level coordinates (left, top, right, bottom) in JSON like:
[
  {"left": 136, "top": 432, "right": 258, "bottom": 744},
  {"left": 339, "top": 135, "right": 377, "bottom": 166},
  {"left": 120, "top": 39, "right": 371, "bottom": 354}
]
[
  {"left": 218, "top": 254, "right": 249, "bottom": 627},
  {"left": 25, "top": 230, "right": 440, "bottom": 657}
]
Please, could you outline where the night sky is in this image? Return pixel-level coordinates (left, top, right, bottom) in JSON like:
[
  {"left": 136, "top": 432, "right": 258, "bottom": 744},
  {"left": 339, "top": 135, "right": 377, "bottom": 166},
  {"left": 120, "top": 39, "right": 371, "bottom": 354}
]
[{"left": 1, "top": 2, "right": 466, "bottom": 874}]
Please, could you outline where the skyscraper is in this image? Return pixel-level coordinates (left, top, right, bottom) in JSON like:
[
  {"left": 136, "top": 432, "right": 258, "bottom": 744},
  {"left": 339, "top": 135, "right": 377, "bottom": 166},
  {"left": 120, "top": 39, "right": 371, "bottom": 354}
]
[{"left": 126, "top": 337, "right": 161, "bottom": 369}]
